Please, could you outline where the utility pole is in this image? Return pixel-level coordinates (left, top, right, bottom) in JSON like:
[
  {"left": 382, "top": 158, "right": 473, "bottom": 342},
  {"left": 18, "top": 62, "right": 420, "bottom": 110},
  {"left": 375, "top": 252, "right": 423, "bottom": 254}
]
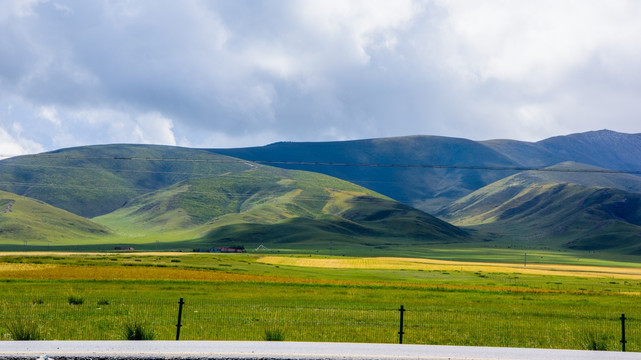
[{"left": 524, "top": 253, "right": 527, "bottom": 267}]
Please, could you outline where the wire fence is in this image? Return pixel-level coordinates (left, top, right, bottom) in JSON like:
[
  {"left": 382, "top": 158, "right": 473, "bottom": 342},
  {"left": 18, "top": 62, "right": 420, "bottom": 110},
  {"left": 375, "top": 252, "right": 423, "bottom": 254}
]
[{"left": 0, "top": 296, "right": 637, "bottom": 351}]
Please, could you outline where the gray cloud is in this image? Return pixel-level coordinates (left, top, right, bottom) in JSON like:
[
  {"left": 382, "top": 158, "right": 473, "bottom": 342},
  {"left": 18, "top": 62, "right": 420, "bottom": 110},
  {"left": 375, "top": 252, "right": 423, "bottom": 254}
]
[{"left": 1, "top": 0, "right": 641, "bottom": 154}]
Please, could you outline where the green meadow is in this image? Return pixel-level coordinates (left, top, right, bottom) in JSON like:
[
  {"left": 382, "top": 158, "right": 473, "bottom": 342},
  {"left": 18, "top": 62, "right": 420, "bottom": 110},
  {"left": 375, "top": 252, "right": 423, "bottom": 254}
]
[{"left": 1, "top": 252, "right": 640, "bottom": 351}]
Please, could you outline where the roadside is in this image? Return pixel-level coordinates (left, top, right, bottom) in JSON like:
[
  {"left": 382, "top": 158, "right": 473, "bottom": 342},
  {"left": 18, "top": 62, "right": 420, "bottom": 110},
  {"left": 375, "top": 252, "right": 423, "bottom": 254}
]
[{"left": 1, "top": 341, "right": 639, "bottom": 360}]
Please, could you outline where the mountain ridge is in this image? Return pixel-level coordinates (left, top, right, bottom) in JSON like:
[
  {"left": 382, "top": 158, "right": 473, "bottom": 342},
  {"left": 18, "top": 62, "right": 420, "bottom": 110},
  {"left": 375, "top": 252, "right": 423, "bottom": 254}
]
[
  {"left": 1, "top": 129, "right": 641, "bottom": 252},
  {"left": 211, "top": 129, "right": 641, "bottom": 213}
]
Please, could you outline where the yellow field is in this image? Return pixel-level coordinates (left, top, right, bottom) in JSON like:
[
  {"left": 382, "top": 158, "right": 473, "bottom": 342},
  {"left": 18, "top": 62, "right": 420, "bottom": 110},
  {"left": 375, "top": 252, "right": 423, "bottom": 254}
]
[
  {"left": 0, "top": 263, "right": 56, "bottom": 272},
  {"left": 258, "top": 256, "right": 641, "bottom": 279},
  {"left": 0, "top": 263, "right": 589, "bottom": 295},
  {"left": 3, "top": 252, "right": 641, "bottom": 280},
  {"left": 0, "top": 262, "right": 379, "bottom": 286}
]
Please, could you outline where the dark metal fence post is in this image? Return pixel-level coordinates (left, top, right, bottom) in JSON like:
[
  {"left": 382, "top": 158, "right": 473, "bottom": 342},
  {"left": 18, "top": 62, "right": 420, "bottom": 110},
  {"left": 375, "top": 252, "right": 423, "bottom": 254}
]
[
  {"left": 176, "top": 298, "right": 184, "bottom": 340},
  {"left": 620, "top": 313, "right": 626, "bottom": 352},
  {"left": 398, "top": 305, "right": 405, "bottom": 344}
]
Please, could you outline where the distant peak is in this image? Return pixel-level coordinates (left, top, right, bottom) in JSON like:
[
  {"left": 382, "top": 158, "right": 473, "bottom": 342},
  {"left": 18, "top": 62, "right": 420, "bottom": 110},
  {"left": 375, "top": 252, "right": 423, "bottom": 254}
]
[
  {"left": 575, "top": 129, "right": 622, "bottom": 137},
  {"left": 540, "top": 129, "right": 639, "bottom": 144}
]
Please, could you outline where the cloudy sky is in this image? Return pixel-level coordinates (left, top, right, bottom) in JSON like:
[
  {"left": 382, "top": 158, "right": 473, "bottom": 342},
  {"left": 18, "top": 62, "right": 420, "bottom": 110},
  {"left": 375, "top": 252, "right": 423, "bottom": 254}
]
[{"left": 1, "top": 0, "right": 641, "bottom": 155}]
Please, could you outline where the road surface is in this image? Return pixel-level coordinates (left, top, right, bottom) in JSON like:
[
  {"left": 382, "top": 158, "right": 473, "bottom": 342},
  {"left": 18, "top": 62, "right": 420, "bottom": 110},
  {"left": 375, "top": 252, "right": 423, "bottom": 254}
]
[{"left": 1, "top": 341, "right": 638, "bottom": 360}]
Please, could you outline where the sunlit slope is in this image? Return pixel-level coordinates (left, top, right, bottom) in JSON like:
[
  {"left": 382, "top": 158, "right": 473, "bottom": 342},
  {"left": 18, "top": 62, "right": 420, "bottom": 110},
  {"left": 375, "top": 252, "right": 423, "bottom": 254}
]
[
  {"left": 0, "top": 144, "right": 251, "bottom": 218},
  {"left": 440, "top": 162, "right": 641, "bottom": 221},
  {"left": 212, "top": 135, "right": 520, "bottom": 213},
  {"left": 0, "top": 190, "right": 110, "bottom": 245},
  {"left": 214, "top": 130, "right": 641, "bottom": 214},
  {"left": 96, "top": 166, "right": 467, "bottom": 247},
  {"left": 438, "top": 164, "right": 641, "bottom": 252}
]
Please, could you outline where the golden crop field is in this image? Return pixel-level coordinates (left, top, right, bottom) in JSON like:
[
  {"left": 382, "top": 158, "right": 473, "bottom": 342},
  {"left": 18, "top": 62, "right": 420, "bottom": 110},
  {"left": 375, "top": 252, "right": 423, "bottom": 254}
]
[{"left": 257, "top": 256, "right": 641, "bottom": 279}]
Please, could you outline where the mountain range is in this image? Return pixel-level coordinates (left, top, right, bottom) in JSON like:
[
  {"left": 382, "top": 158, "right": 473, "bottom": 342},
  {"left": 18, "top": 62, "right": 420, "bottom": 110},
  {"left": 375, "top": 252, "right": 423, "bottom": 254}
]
[
  {"left": 1, "top": 129, "right": 640, "bottom": 254},
  {"left": 0, "top": 144, "right": 466, "bottom": 251},
  {"left": 212, "top": 129, "right": 641, "bottom": 253},
  {"left": 212, "top": 130, "right": 641, "bottom": 213}
]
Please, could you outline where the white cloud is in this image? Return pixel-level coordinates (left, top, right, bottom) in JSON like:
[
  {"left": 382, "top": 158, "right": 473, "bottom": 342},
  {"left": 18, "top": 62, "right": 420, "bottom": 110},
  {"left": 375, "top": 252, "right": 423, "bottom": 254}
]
[
  {"left": 61, "top": 108, "right": 178, "bottom": 146},
  {"left": 0, "top": 0, "right": 45, "bottom": 22},
  {"left": 38, "top": 106, "right": 61, "bottom": 126},
  {"left": 195, "top": 130, "right": 283, "bottom": 149},
  {"left": 0, "top": 126, "right": 44, "bottom": 157},
  {"left": 133, "top": 112, "right": 177, "bottom": 145},
  {"left": 297, "top": 0, "right": 419, "bottom": 63},
  {"left": 432, "top": 0, "right": 641, "bottom": 88},
  {"left": 405, "top": 0, "right": 641, "bottom": 140},
  {"left": 53, "top": 2, "right": 74, "bottom": 15}
]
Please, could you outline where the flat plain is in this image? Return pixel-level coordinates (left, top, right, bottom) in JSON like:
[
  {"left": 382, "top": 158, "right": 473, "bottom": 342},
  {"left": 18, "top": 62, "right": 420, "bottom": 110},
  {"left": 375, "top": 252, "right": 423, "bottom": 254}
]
[{"left": 1, "top": 251, "right": 640, "bottom": 350}]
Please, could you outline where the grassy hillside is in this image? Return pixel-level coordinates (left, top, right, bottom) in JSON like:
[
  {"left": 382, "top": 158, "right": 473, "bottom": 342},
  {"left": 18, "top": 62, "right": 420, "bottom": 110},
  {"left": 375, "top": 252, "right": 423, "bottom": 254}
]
[
  {"left": 440, "top": 162, "right": 641, "bottom": 221},
  {"left": 0, "top": 190, "right": 110, "bottom": 245},
  {"left": 438, "top": 166, "right": 641, "bottom": 253},
  {"left": 96, "top": 166, "right": 468, "bottom": 250},
  {"left": 211, "top": 135, "right": 521, "bottom": 213},
  {"left": 0, "top": 144, "right": 253, "bottom": 217},
  {"left": 3, "top": 130, "right": 637, "bottom": 220},
  {"left": 2, "top": 132, "right": 641, "bottom": 254},
  {"left": 213, "top": 130, "right": 641, "bottom": 214}
]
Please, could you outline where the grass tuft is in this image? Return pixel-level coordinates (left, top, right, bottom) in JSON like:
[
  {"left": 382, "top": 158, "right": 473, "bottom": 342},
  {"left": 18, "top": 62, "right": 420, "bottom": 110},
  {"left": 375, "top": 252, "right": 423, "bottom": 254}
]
[
  {"left": 5, "top": 318, "right": 43, "bottom": 340},
  {"left": 123, "top": 319, "right": 155, "bottom": 340},
  {"left": 263, "top": 327, "right": 285, "bottom": 341},
  {"left": 68, "top": 295, "right": 84, "bottom": 305},
  {"left": 583, "top": 331, "right": 610, "bottom": 351}
]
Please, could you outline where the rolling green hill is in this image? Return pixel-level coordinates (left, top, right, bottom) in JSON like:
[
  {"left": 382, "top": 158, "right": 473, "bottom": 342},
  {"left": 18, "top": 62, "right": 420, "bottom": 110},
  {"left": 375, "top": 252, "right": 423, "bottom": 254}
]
[
  {"left": 0, "top": 144, "right": 470, "bottom": 250},
  {"left": 95, "top": 166, "right": 467, "bottom": 249},
  {"left": 0, "top": 144, "right": 252, "bottom": 218},
  {"left": 0, "top": 190, "right": 111, "bottom": 245},
  {"left": 4, "top": 130, "right": 639, "bottom": 219},
  {"left": 439, "top": 162, "right": 641, "bottom": 222},
  {"left": 211, "top": 135, "right": 521, "bottom": 213},
  {"left": 2, "top": 131, "right": 641, "bottom": 253},
  {"left": 438, "top": 164, "right": 641, "bottom": 253},
  {"left": 212, "top": 130, "right": 641, "bottom": 214}
]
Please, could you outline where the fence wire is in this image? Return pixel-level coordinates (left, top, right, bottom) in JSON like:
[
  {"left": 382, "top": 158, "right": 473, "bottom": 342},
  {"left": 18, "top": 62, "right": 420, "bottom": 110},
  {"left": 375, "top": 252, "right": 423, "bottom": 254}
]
[{"left": 0, "top": 296, "right": 637, "bottom": 351}]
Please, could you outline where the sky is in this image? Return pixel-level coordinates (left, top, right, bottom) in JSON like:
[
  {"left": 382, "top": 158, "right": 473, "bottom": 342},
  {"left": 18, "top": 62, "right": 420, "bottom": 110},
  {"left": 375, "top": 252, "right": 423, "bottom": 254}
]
[{"left": 1, "top": 0, "right": 641, "bottom": 156}]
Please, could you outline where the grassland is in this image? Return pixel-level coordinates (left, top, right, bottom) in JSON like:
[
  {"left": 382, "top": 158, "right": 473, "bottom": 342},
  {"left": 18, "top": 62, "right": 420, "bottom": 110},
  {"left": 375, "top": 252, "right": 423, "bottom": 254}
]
[{"left": 1, "top": 252, "right": 640, "bottom": 350}]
